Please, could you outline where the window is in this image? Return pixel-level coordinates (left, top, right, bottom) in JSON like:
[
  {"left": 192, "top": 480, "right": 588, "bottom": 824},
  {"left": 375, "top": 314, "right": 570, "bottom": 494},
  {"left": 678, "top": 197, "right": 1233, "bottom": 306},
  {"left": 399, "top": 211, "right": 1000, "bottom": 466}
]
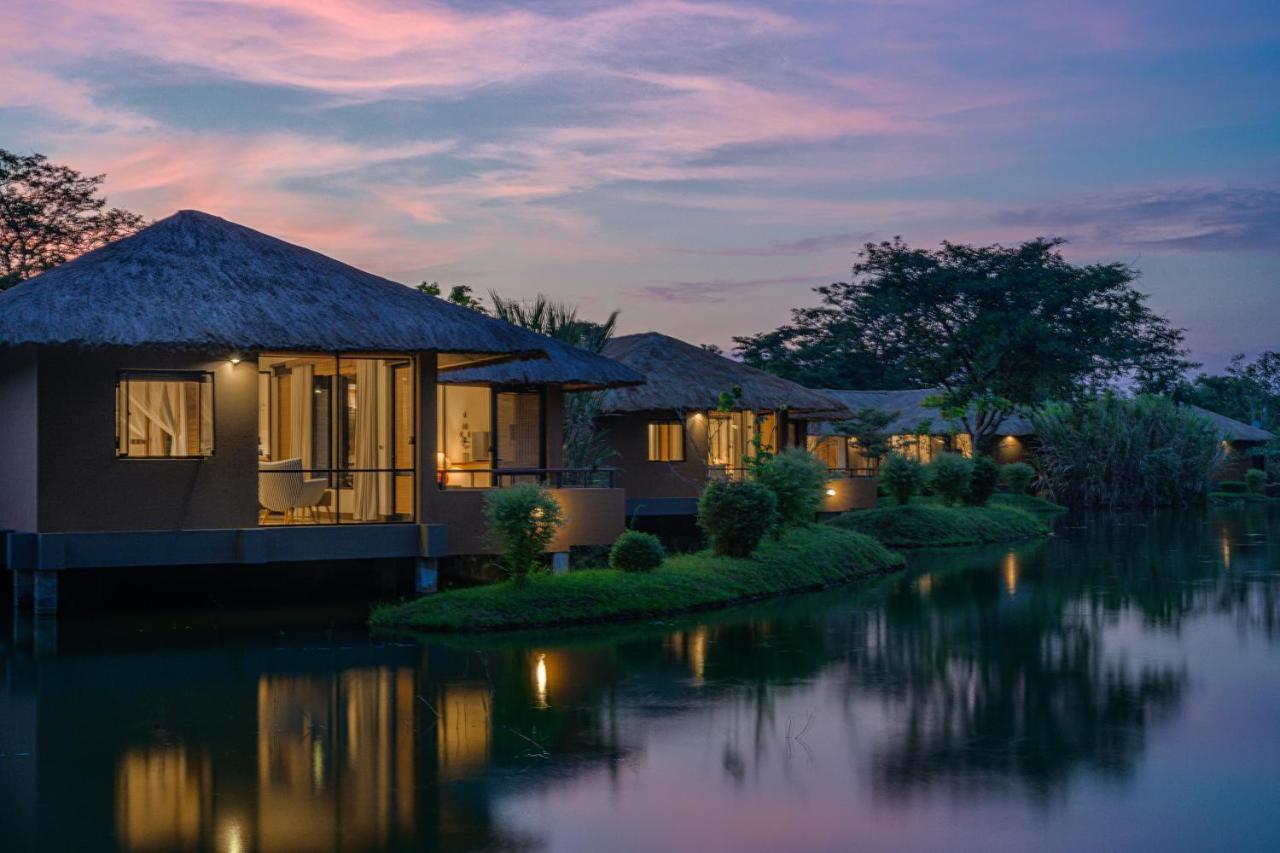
[
  {"left": 436, "top": 385, "right": 546, "bottom": 487},
  {"left": 806, "top": 435, "right": 846, "bottom": 469},
  {"left": 116, "top": 371, "right": 214, "bottom": 458},
  {"left": 647, "top": 421, "right": 685, "bottom": 461}
]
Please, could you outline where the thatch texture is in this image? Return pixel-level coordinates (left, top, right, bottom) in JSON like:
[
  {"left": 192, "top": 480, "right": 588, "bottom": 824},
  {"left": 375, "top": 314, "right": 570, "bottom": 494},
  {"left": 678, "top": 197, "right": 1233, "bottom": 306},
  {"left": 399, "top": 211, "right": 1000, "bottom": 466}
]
[
  {"left": 440, "top": 334, "right": 644, "bottom": 390},
  {"left": 809, "top": 388, "right": 1036, "bottom": 436},
  {"left": 1186, "top": 405, "right": 1274, "bottom": 442},
  {"left": 0, "top": 210, "right": 553, "bottom": 358},
  {"left": 598, "top": 332, "right": 849, "bottom": 414}
]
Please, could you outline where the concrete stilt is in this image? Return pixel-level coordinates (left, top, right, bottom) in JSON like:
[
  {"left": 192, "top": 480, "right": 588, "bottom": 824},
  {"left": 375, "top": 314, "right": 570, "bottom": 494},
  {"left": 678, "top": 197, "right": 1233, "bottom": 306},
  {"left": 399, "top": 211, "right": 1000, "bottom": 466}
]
[
  {"left": 415, "top": 558, "right": 439, "bottom": 595},
  {"left": 33, "top": 571, "right": 58, "bottom": 616},
  {"left": 33, "top": 617, "right": 58, "bottom": 656},
  {"left": 551, "top": 552, "right": 570, "bottom": 576},
  {"left": 13, "top": 571, "right": 34, "bottom": 611}
]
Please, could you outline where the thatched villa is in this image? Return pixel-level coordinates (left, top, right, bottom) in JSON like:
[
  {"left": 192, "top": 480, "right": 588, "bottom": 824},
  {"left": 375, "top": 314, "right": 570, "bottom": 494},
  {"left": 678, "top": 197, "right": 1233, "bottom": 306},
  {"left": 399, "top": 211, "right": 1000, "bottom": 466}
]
[
  {"left": 806, "top": 387, "right": 1272, "bottom": 479},
  {"left": 596, "top": 332, "right": 877, "bottom": 517},
  {"left": 0, "top": 210, "right": 641, "bottom": 613}
]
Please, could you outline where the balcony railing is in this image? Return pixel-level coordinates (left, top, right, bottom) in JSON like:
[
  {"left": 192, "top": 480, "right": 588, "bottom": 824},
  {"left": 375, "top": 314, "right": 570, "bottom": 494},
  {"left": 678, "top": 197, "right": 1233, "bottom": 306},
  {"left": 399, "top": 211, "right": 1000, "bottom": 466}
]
[
  {"left": 257, "top": 466, "right": 415, "bottom": 525},
  {"left": 438, "top": 467, "right": 618, "bottom": 490},
  {"left": 708, "top": 465, "right": 877, "bottom": 483}
]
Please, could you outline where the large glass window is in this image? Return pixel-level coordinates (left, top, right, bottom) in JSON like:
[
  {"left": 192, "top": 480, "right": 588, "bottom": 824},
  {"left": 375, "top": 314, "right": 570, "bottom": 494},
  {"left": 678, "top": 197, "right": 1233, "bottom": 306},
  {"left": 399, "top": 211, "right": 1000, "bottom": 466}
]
[
  {"left": 116, "top": 371, "right": 213, "bottom": 458},
  {"left": 436, "top": 385, "right": 544, "bottom": 488},
  {"left": 648, "top": 421, "right": 686, "bottom": 461},
  {"left": 258, "top": 354, "right": 414, "bottom": 524},
  {"left": 806, "top": 435, "right": 847, "bottom": 470}
]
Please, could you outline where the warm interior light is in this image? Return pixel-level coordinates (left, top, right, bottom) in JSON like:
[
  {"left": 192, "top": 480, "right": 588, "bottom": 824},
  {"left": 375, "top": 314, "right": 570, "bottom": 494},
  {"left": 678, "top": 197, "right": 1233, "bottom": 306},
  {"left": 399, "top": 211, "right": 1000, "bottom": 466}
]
[{"left": 825, "top": 487, "right": 837, "bottom": 496}]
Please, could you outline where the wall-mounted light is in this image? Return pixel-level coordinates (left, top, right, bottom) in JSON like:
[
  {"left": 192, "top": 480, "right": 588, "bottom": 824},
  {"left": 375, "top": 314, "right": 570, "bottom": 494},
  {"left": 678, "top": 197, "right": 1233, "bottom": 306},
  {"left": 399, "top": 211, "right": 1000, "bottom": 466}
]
[
  {"left": 825, "top": 487, "right": 837, "bottom": 496},
  {"left": 228, "top": 353, "right": 242, "bottom": 365}
]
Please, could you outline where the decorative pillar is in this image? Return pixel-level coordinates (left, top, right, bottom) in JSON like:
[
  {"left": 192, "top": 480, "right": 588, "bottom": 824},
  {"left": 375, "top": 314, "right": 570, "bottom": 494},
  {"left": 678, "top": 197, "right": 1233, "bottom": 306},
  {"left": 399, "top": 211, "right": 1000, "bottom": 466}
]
[
  {"left": 13, "top": 571, "right": 34, "bottom": 611},
  {"left": 416, "top": 352, "right": 439, "bottom": 523},
  {"left": 33, "top": 571, "right": 57, "bottom": 616}
]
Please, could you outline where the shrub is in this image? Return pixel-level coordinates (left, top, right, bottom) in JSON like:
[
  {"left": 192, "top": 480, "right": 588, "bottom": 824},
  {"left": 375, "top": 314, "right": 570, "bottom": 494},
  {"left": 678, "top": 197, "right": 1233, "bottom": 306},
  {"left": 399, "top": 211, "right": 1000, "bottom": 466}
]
[
  {"left": 1000, "top": 461, "right": 1037, "bottom": 495},
  {"left": 609, "top": 530, "right": 666, "bottom": 572},
  {"left": 966, "top": 456, "right": 1000, "bottom": 506},
  {"left": 483, "top": 484, "right": 564, "bottom": 582},
  {"left": 697, "top": 480, "right": 778, "bottom": 557},
  {"left": 754, "top": 448, "right": 828, "bottom": 529},
  {"left": 829, "top": 503, "right": 1047, "bottom": 548},
  {"left": 1246, "top": 469, "right": 1267, "bottom": 495},
  {"left": 879, "top": 453, "right": 924, "bottom": 505},
  {"left": 1031, "top": 394, "right": 1220, "bottom": 508},
  {"left": 1217, "top": 480, "right": 1248, "bottom": 494},
  {"left": 927, "top": 453, "right": 974, "bottom": 505}
]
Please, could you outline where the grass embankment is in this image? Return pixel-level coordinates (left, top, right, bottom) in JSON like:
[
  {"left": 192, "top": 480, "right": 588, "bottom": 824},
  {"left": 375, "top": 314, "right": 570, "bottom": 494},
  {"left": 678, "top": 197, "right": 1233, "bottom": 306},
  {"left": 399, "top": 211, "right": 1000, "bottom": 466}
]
[
  {"left": 372, "top": 525, "right": 904, "bottom": 633},
  {"left": 829, "top": 503, "right": 1048, "bottom": 549},
  {"left": 989, "top": 493, "right": 1068, "bottom": 514}
]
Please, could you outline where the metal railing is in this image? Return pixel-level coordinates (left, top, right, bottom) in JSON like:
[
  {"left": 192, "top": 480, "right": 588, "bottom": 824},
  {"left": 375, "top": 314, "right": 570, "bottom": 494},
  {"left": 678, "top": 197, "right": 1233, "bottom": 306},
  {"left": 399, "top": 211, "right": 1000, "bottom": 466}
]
[
  {"left": 708, "top": 465, "right": 877, "bottom": 483},
  {"left": 257, "top": 466, "right": 415, "bottom": 525},
  {"left": 438, "top": 467, "right": 617, "bottom": 490}
]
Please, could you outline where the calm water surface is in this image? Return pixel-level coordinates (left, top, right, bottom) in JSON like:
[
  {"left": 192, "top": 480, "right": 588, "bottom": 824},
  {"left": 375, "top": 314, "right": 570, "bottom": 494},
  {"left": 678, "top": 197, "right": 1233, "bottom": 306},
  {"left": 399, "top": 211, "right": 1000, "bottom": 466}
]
[{"left": 4, "top": 507, "right": 1280, "bottom": 852}]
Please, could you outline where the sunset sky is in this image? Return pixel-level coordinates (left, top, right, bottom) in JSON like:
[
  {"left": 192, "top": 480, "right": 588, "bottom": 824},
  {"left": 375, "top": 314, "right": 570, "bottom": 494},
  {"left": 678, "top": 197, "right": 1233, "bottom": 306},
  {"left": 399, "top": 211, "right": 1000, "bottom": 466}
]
[{"left": 3, "top": 0, "right": 1277, "bottom": 368}]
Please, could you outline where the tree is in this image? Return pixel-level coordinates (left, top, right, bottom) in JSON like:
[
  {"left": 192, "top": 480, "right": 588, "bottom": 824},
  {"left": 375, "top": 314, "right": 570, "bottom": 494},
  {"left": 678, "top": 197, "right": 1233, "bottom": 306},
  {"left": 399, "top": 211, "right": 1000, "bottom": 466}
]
[
  {"left": 1175, "top": 351, "right": 1280, "bottom": 432},
  {"left": 1, "top": 149, "right": 145, "bottom": 288},
  {"left": 488, "top": 292, "right": 621, "bottom": 469},
  {"left": 832, "top": 406, "right": 895, "bottom": 460},
  {"left": 739, "top": 238, "right": 1193, "bottom": 452},
  {"left": 417, "top": 281, "right": 487, "bottom": 313}
]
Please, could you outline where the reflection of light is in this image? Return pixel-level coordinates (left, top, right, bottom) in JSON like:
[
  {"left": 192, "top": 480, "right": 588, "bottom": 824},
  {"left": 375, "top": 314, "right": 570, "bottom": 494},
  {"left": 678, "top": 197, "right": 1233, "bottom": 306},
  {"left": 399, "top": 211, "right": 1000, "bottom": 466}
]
[
  {"left": 916, "top": 574, "right": 933, "bottom": 595},
  {"left": 219, "top": 817, "right": 244, "bottom": 853},
  {"left": 689, "top": 628, "right": 708, "bottom": 686},
  {"left": 1003, "top": 551, "right": 1018, "bottom": 596},
  {"left": 534, "top": 653, "right": 549, "bottom": 708},
  {"left": 1222, "top": 535, "right": 1232, "bottom": 571}
]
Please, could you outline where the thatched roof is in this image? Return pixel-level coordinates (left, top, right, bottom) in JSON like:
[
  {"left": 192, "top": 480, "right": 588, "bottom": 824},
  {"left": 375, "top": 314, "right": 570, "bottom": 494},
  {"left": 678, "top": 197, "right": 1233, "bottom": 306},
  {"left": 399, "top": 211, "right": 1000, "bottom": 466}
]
[
  {"left": 598, "top": 332, "right": 849, "bottom": 415},
  {"left": 440, "top": 334, "right": 644, "bottom": 390},
  {"left": 809, "top": 389, "right": 1274, "bottom": 444},
  {"left": 1187, "top": 405, "right": 1274, "bottom": 443},
  {"left": 808, "top": 388, "right": 1036, "bottom": 436},
  {"left": 0, "top": 210, "right": 553, "bottom": 358}
]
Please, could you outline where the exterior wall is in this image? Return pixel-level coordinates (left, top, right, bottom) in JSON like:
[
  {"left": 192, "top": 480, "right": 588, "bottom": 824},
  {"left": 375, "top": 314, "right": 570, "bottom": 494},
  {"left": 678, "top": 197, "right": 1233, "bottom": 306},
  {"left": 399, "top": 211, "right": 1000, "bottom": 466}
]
[
  {"left": 35, "top": 346, "right": 259, "bottom": 533},
  {"left": 425, "top": 487, "right": 625, "bottom": 556},
  {"left": 992, "top": 435, "right": 1032, "bottom": 466},
  {"left": 0, "top": 347, "right": 39, "bottom": 532},
  {"left": 603, "top": 410, "right": 708, "bottom": 503},
  {"left": 820, "top": 476, "right": 878, "bottom": 513},
  {"left": 1213, "top": 440, "right": 1264, "bottom": 482}
]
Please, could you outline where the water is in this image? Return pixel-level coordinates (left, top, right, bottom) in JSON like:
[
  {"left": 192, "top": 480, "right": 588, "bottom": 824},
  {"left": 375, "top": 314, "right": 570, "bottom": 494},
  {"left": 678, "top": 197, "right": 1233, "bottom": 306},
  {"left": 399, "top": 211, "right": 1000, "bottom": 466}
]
[{"left": 4, "top": 507, "right": 1280, "bottom": 852}]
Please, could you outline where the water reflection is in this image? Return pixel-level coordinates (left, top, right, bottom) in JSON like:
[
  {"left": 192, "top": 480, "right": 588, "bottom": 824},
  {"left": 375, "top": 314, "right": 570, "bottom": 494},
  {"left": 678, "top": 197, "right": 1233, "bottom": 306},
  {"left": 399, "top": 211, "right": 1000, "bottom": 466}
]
[{"left": 3, "top": 507, "right": 1280, "bottom": 851}]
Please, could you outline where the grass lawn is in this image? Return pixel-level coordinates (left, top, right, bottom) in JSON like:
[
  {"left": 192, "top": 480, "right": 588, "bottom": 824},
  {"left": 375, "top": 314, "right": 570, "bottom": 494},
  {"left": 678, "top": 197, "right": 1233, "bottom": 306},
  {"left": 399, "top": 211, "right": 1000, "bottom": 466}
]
[
  {"left": 1208, "top": 491, "right": 1276, "bottom": 504},
  {"left": 829, "top": 502, "right": 1049, "bottom": 548},
  {"left": 989, "top": 493, "right": 1068, "bottom": 514},
  {"left": 371, "top": 525, "right": 904, "bottom": 633}
]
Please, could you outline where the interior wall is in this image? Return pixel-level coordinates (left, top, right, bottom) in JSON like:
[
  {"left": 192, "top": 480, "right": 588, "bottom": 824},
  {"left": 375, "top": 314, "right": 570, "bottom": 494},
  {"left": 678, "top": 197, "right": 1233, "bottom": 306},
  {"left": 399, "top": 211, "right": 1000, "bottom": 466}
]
[
  {"left": 0, "top": 346, "right": 39, "bottom": 532},
  {"left": 36, "top": 346, "right": 259, "bottom": 532}
]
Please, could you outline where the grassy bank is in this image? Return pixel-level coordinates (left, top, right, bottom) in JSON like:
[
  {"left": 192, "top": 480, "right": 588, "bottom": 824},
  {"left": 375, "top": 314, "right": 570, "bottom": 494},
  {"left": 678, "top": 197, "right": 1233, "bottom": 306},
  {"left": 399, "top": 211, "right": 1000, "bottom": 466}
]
[
  {"left": 989, "top": 493, "right": 1068, "bottom": 514},
  {"left": 829, "top": 503, "right": 1048, "bottom": 548},
  {"left": 372, "top": 525, "right": 904, "bottom": 633}
]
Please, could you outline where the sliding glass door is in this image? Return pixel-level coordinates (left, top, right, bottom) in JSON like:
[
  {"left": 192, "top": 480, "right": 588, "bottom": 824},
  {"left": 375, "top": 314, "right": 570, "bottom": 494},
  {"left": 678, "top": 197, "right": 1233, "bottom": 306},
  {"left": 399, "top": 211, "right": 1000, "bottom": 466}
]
[
  {"left": 257, "top": 354, "right": 415, "bottom": 524},
  {"left": 436, "top": 385, "right": 545, "bottom": 488}
]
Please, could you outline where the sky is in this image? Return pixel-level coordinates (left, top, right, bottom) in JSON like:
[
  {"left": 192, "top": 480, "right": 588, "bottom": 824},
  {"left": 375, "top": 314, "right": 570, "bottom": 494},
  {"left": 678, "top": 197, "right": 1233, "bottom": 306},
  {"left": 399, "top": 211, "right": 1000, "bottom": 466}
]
[{"left": 2, "top": 0, "right": 1278, "bottom": 370}]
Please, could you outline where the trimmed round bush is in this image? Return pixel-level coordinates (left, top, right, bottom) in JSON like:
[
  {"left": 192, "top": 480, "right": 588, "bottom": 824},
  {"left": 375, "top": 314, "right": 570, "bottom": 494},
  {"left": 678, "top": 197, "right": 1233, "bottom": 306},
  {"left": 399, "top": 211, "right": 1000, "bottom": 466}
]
[
  {"left": 754, "top": 447, "right": 829, "bottom": 529},
  {"left": 483, "top": 484, "right": 564, "bottom": 582},
  {"left": 609, "top": 530, "right": 665, "bottom": 572},
  {"left": 879, "top": 453, "right": 924, "bottom": 505},
  {"left": 1000, "top": 461, "right": 1036, "bottom": 495},
  {"left": 966, "top": 455, "right": 1000, "bottom": 506},
  {"left": 1246, "top": 468, "right": 1267, "bottom": 495},
  {"left": 697, "top": 479, "right": 778, "bottom": 557},
  {"left": 928, "top": 453, "right": 974, "bottom": 505}
]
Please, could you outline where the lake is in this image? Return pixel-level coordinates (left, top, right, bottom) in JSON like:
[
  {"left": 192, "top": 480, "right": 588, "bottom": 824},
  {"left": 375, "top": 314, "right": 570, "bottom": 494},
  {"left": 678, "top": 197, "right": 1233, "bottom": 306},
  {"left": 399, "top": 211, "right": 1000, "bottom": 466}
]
[{"left": 3, "top": 506, "right": 1279, "bottom": 851}]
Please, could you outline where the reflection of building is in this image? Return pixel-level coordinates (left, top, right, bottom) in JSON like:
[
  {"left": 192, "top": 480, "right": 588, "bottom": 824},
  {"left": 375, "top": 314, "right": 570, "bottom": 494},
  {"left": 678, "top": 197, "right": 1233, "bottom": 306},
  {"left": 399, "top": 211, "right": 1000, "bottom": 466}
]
[
  {"left": 438, "top": 685, "right": 493, "bottom": 779},
  {"left": 115, "top": 746, "right": 211, "bottom": 851}
]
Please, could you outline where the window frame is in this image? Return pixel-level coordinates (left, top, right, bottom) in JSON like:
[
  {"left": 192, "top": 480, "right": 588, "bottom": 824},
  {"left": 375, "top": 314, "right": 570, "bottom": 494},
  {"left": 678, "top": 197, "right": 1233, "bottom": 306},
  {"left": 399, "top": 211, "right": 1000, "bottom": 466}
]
[
  {"left": 115, "top": 369, "right": 216, "bottom": 460},
  {"left": 647, "top": 419, "right": 686, "bottom": 462}
]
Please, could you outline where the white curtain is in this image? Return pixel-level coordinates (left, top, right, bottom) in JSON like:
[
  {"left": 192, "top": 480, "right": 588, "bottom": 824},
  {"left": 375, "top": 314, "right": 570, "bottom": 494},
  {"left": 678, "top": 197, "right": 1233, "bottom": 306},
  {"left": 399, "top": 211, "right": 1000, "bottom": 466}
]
[
  {"left": 353, "top": 360, "right": 381, "bottom": 521},
  {"left": 289, "top": 365, "right": 314, "bottom": 469},
  {"left": 130, "top": 381, "right": 183, "bottom": 455}
]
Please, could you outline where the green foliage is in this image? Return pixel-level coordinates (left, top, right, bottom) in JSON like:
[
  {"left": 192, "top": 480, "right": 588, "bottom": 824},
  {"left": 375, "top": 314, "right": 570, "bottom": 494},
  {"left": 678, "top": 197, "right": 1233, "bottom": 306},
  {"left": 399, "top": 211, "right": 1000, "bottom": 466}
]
[
  {"left": 989, "top": 493, "right": 1068, "bottom": 514},
  {"left": 417, "top": 281, "right": 487, "bottom": 312},
  {"left": 754, "top": 448, "right": 828, "bottom": 529},
  {"left": 879, "top": 452, "right": 924, "bottom": 505},
  {"left": 1173, "top": 351, "right": 1280, "bottom": 434},
  {"left": 927, "top": 453, "right": 974, "bottom": 505},
  {"left": 482, "top": 484, "right": 564, "bottom": 582},
  {"left": 1217, "top": 480, "right": 1248, "bottom": 494},
  {"left": 1, "top": 148, "right": 145, "bottom": 288},
  {"left": 372, "top": 526, "right": 905, "bottom": 632},
  {"left": 1032, "top": 393, "right": 1221, "bottom": 508},
  {"left": 1246, "top": 469, "right": 1267, "bottom": 495},
  {"left": 1000, "top": 462, "right": 1037, "bottom": 495},
  {"left": 833, "top": 406, "right": 895, "bottom": 459},
  {"left": 733, "top": 238, "right": 1193, "bottom": 451},
  {"left": 966, "top": 456, "right": 1000, "bottom": 506},
  {"left": 609, "top": 530, "right": 665, "bottom": 572},
  {"left": 697, "top": 480, "right": 778, "bottom": 557},
  {"left": 829, "top": 503, "right": 1047, "bottom": 548}
]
